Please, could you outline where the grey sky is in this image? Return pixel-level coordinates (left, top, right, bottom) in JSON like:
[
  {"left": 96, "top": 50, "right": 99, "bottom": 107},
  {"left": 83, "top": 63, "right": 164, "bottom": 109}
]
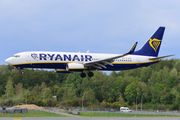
[{"left": 0, "top": 0, "right": 179, "bottom": 65}]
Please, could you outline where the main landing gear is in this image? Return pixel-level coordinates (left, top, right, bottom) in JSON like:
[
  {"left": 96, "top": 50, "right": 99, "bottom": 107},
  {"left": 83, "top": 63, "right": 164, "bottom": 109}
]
[
  {"left": 80, "top": 71, "right": 94, "bottom": 78},
  {"left": 88, "top": 71, "right": 94, "bottom": 77}
]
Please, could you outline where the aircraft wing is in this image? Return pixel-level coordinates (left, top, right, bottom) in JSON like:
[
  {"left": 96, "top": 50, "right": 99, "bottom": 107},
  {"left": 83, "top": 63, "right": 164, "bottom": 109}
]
[
  {"left": 149, "top": 54, "right": 175, "bottom": 60},
  {"left": 83, "top": 42, "right": 138, "bottom": 69}
]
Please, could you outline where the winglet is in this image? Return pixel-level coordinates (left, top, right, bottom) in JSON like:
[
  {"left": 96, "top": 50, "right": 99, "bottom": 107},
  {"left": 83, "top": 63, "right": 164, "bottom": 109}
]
[{"left": 126, "top": 42, "right": 138, "bottom": 54}]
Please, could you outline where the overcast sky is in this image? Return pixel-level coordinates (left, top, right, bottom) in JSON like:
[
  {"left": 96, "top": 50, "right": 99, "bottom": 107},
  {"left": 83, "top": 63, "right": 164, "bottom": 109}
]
[{"left": 0, "top": 0, "right": 179, "bottom": 65}]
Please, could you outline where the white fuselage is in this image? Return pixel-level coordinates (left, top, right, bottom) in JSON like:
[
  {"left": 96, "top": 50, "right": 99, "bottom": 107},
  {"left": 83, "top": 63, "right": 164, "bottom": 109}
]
[{"left": 5, "top": 51, "right": 159, "bottom": 71}]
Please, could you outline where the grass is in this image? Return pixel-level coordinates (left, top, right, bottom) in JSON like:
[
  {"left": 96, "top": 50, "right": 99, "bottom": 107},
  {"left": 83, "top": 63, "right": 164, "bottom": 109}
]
[
  {"left": 0, "top": 110, "right": 68, "bottom": 117},
  {"left": 75, "top": 112, "right": 180, "bottom": 117}
]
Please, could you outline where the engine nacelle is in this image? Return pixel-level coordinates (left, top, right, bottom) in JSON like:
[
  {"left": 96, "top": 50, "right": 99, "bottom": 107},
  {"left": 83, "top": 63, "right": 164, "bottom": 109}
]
[
  {"left": 55, "top": 69, "right": 70, "bottom": 73},
  {"left": 66, "top": 63, "right": 84, "bottom": 72}
]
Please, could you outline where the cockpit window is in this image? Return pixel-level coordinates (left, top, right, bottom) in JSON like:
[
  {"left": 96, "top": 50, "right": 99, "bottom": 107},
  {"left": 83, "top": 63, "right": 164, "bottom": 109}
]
[{"left": 13, "top": 55, "right": 20, "bottom": 57}]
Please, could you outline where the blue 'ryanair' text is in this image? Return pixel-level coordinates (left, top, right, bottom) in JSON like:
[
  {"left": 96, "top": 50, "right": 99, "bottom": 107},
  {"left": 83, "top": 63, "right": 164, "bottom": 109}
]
[{"left": 39, "top": 54, "right": 92, "bottom": 61}]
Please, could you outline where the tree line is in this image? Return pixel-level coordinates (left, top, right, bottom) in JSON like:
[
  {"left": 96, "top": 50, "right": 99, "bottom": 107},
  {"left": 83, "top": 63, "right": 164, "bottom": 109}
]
[{"left": 0, "top": 59, "right": 180, "bottom": 110}]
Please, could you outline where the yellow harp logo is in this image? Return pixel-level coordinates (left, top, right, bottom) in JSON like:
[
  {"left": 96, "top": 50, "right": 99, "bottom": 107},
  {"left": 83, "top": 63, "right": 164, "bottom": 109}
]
[{"left": 149, "top": 38, "right": 161, "bottom": 52}]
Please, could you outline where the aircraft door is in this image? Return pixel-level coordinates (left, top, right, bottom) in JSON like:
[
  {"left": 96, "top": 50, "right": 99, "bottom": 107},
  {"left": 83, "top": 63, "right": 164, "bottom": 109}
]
[
  {"left": 26, "top": 53, "right": 31, "bottom": 62},
  {"left": 136, "top": 57, "right": 140, "bottom": 66}
]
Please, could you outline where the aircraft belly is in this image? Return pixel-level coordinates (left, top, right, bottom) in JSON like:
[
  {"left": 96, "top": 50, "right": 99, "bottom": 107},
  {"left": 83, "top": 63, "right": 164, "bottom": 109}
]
[
  {"left": 14, "top": 61, "right": 159, "bottom": 71},
  {"left": 99, "top": 61, "right": 159, "bottom": 71},
  {"left": 15, "top": 63, "right": 67, "bottom": 69}
]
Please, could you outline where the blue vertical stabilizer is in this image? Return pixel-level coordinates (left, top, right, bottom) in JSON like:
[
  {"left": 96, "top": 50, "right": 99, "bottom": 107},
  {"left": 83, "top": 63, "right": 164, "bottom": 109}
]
[{"left": 132, "top": 27, "right": 165, "bottom": 57}]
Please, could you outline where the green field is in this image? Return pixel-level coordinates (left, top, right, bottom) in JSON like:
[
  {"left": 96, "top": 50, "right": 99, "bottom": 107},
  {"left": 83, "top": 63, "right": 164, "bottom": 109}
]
[
  {"left": 0, "top": 110, "right": 67, "bottom": 117},
  {"left": 1, "top": 110, "right": 180, "bottom": 118},
  {"left": 76, "top": 112, "right": 180, "bottom": 117}
]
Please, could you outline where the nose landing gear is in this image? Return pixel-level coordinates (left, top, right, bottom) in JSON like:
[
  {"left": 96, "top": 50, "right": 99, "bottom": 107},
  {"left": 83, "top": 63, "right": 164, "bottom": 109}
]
[{"left": 21, "top": 70, "right": 24, "bottom": 74}]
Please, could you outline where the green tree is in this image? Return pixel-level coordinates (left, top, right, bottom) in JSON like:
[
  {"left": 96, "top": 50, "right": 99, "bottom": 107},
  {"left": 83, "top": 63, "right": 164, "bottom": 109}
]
[
  {"left": 161, "top": 66, "right": 169, "bottom": 85},
  {"left": 140, "top": 67, "right": 152, "bottom": 83},
  {"left": 136, "top": 82, "right": 150, "bottom": 103},
  {"left": 4, "top": 77, "right": 14, "bottom": 99},
  {"left": 108, "top": 89, "right": 116, "bottom": 103},
  {"left": 170, "top": 68, "right": 178, "bottom": 76},
  {"left": 0, "top": 65, "right": 8, "bottom": 74},
  {"left": 62, "top": 83, "right": 76, "bottom": 100},
  {"left": 124, "top": 82, "right": 136, "bottom": 105},
  {"left": 41, "top": 87, "right": 52, "bottom": 100},
  {"left": 148, "top": 70, "right": 157, "bottom": 86},
  {"left": 15, "top": 83, "right": 23, "bottom": 95},
  {"left": 174, "top": 59, "right": 180, "bottom": 72},
  {"left": 84, "top": 88, "right": 96, "bottom": 104},
  {"left": 91, "top": 71, "right": 105, "bottom": 102},
  {"left": 31, "top": 84, "right": 40, "bottom": 97},
  {"left": 167, "top": 76, "right": 176, "bottom": 88},
  {"left": 40, "top": 82, "right": 47, "bottom": 91},
  {"left": 170, "top": 84, "right": 180, "bottom": 104}
]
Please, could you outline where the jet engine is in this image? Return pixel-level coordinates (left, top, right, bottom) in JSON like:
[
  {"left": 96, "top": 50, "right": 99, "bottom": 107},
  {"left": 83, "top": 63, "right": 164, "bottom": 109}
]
[
  {"left": 55, "top": 69, "right": 70, "bottom": 73},
  {"left": 66, "top": 63, "right": 85, "bottom": 72}
]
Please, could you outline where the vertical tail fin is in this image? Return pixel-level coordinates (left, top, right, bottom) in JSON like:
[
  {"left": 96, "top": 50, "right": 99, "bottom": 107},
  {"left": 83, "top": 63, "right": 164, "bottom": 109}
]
[{"left": 132, "top": 27, "right": 165, "bottom": 57}]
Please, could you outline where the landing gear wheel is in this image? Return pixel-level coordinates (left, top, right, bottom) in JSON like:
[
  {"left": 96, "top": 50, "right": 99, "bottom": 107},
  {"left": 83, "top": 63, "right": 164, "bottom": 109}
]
[
  {"left": 21, "top": 70, "right": 24, "bottom": 74},
  {"left": 88, "top": 72, "right": 94, "bottom": 77},
  {"left": 80, "top": 72, "right": 86, "bottom": 78}
]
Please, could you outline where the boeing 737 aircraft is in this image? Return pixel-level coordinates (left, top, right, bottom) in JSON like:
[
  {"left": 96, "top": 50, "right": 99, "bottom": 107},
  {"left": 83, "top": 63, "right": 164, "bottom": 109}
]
[{"left": 5, "top": 27, "right": 174, "bottom": 77}]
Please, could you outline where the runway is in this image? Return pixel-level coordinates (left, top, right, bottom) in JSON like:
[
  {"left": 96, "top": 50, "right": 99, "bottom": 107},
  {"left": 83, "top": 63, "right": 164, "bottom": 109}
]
[{"left": 0, "top": 117, "right": 180, "bottom": 120}]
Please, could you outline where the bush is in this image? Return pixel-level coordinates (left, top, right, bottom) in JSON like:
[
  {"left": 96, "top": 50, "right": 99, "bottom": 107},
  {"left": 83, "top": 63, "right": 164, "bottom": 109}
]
[
  {"left": 169, "top": 102, "right": 179, "bottom": 110},
  {"left": 111, "top": 102, "right": 120, "bottom": 109},
  {"left": 6, "top": 98, "right": 13, "bottom": 107},
  {"left": 86, "top": 105, "right": 100, "bottom": 108},
  {"left": 100, "top": 101, "right": 109, "bottom": 108},
  {"left": 43, "top": 100, "right": 47, "bottom": 107},
  {"left": 59, "top": 101, "right": 66, "bottom": 106},
  {"left": 151, "top": 104, "right": 158, "bottom": 110},
  {"left": 52, "top": 102, "right": 55, "bottom": 107},
  {"left": 143, "top": 103, "right": 158, "bottom": 110},
  {"left": 26, "top": 98, "right": 35, "bottom": 104},
  {"left": 65, "top": 100, "right": 72, "bottom": 107},
  {"left": 79, "top": 98, "right": 87, "bottom": 107},
  {"left": 47, "top": 99, "right": 52, "bottom": 107},
  {"left": 72, "top": 98, "right": 80, "bottom": 107},
  {"left": 34, "top": 97, "right": 44, "bottom": 106},
  {"left": 12, "top": 95, "right": 25, "bottom": 105},
  {"left": 131, "top": 102, "right": 138, "bottom": 110},
  {"left": 157, "top": 104, "right": 166, "bottom": 110},
  {"left": 0, "top": 98, "right": 5, "bottom": 106}
]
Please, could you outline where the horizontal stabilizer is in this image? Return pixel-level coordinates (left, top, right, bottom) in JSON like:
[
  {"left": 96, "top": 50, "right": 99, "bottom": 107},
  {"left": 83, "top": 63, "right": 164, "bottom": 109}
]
[{"left": 149, "top": 54, "right": 175, "bottom": 60}]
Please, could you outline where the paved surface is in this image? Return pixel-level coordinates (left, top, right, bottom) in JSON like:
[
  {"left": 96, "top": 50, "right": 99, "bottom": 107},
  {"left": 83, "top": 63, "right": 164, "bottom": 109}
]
[
  {"left": 43, "top": 110, "right": 77, "bottom": 117},
  {"left": 0, "top": 117, "right": 180, "bottom": 120}
]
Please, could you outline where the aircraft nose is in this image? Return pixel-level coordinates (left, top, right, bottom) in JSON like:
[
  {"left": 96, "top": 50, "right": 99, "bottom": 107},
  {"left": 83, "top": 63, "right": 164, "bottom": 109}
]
[{"left": 5, "top": 57, "right": 12, "bottom": 64}]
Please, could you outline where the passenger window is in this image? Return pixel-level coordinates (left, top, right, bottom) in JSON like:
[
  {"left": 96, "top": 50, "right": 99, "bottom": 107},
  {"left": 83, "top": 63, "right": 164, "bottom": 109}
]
[{"left": 13, "top": 55, "right": 20, "bottom": 57}]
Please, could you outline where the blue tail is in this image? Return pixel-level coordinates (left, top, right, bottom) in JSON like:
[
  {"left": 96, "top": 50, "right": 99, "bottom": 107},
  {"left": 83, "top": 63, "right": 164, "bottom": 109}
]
[{"left": 132, "top": 27, "right": 165, "bottom": 57}]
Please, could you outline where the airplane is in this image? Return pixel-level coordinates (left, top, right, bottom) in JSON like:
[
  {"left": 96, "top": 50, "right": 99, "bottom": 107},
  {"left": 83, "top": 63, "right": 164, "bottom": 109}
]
[{"left": 5, "top": 27, "right": 174, "bottom": 78}]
